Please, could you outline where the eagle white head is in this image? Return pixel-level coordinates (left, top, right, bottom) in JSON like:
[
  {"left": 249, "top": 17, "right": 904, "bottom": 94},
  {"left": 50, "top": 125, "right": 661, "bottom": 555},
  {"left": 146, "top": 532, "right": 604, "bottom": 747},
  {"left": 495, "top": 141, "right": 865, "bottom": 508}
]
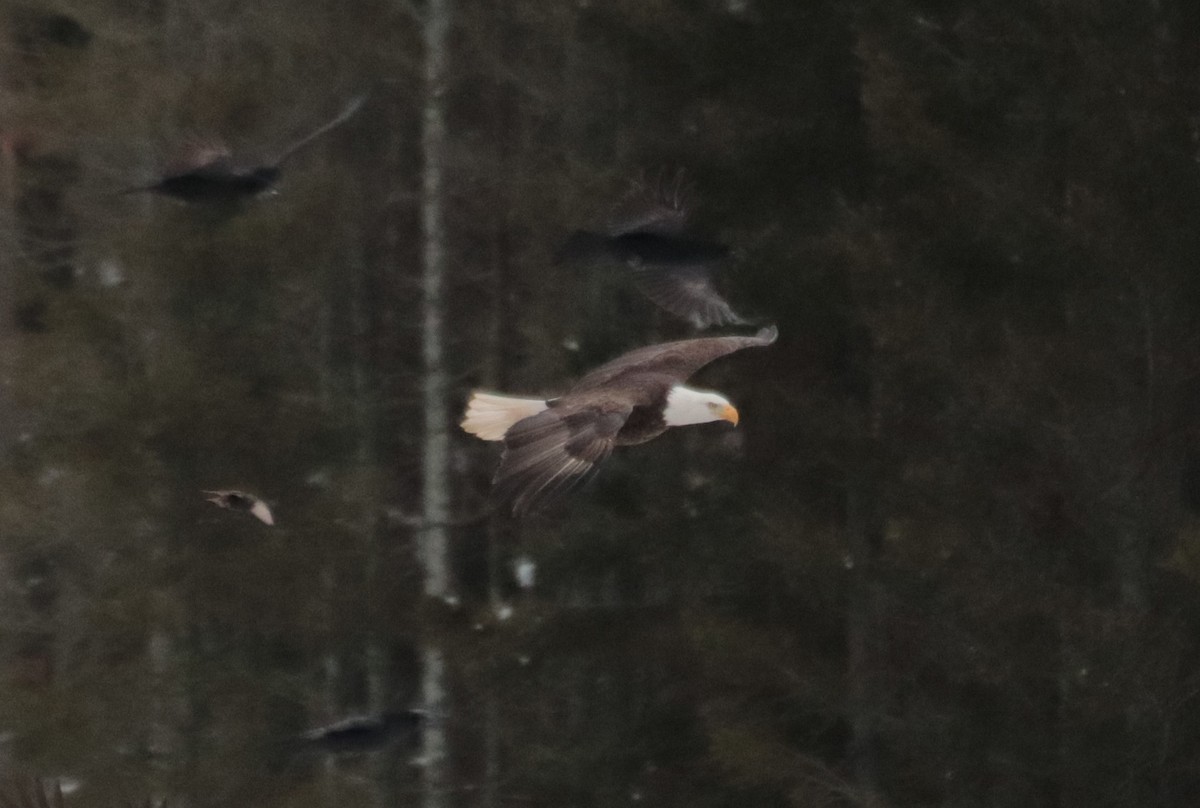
[{"left": 663, "top": 385, "right": 739, "bottom": 428}]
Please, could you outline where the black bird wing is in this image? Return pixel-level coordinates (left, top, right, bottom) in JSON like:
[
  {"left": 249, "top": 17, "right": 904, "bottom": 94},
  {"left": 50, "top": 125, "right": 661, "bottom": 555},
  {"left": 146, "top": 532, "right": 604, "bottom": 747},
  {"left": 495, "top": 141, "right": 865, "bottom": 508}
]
[
  {"left": 569, "top": 326, "right": 778, "bottom": 396},
  {"left": 553, "top": 230, "right": 614, "bottom": 264},
  {"left": 554, "top": 214, "right": 690, "bottom": 265},
  {"left": 606, "top": 169, "right": 691, "bottom": 236},
  {"left": 493, "top": 401, "right": 631, "bottom": 516},
  {"left": 300, "top": 710, "right": 425, "bottom": 753},
  {"left": 631, "top": 263, "right": 747, "bottom": 328},
  {"left": 558, "top": 172, "right": 703, "bottom": 262},
  {"left": 270, "top": 94, "right": 367, "bottom": 167},
  {"left": 118, "top": 141, "right": 234, "bottom": 195},
  {"left": 0, "top": 779, "right": 63, "bottom": 808},
  {"left": 164, "top": 140, "right": 234, "bottom": 175},
  {"left": 606, "top": 200, "right": 687, "bottom": 237}
]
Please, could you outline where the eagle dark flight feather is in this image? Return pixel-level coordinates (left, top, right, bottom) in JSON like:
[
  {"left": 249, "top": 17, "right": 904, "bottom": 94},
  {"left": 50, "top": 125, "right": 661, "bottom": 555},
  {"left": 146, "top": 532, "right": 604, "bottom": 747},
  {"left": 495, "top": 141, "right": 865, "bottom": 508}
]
[
  {"left": 485, "top": 326, "right": 777, "bottom": 515},
  {"left": 493, "top": 404, "right": 628, "bottom": 515}
]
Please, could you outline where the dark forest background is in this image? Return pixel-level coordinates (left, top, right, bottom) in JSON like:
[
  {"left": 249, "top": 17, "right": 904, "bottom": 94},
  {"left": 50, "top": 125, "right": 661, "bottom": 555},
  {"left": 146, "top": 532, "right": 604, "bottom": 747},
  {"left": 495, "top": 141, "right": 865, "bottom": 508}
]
[{"left": 3, "top": 1, "right": 1200, "bottom": 807}]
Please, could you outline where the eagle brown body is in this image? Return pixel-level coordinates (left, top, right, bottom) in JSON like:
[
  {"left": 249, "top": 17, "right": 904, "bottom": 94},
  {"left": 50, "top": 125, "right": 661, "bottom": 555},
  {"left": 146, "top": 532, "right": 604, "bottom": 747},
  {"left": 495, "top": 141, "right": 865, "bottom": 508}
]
[{"left": 463, "top": 326, "right": 777, "bottom": 515}]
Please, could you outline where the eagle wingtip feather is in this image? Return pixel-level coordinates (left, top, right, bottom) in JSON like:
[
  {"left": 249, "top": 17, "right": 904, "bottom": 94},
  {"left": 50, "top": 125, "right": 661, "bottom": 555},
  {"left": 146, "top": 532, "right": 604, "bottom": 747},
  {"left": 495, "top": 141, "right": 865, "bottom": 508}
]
[{"left": 756, "top": 325, "right": 779, "bottom": 344}]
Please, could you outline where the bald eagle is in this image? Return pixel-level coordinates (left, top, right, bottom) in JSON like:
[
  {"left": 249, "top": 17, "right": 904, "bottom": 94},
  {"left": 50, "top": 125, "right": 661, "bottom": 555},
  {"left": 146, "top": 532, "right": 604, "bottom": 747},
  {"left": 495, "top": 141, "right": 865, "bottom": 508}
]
[
  {"left": 462, "top": 326, "right": 777, "bottom": 515},
  {"left": 556, "top": 176, "right": 746, "bottom": 329},
  {"left": 121, "top": 94, "right": 366, "bottom": 203}
]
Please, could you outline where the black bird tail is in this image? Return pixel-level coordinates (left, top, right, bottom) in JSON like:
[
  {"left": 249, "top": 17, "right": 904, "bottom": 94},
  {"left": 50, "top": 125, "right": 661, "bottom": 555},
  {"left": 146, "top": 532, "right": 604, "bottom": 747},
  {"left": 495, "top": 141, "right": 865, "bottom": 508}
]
[{"left": 554, "top": 230, "right": 613, "bottom": 265}]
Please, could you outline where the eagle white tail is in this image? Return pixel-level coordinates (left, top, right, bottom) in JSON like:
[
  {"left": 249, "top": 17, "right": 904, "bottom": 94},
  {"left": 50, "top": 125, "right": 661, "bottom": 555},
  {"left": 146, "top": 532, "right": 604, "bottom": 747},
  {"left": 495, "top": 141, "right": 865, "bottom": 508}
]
[{"left": 461, "top": 392, "right": 549, "bottom": 441}]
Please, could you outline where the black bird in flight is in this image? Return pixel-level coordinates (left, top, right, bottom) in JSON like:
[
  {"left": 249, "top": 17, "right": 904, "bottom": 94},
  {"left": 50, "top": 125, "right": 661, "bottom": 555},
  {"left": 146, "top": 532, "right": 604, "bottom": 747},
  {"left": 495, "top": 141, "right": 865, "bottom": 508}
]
[
  {"left": 122, "top": 94, "right": 366, "bottom": 203},
  {"left": 556, "top": 174, "right": 747, "bottom": 329},
  {"left": 203, "top": 490, "right": 274, "bottom": 525},
  {"left": 298, "top": 710, "right": 426, "bottom": 755}
]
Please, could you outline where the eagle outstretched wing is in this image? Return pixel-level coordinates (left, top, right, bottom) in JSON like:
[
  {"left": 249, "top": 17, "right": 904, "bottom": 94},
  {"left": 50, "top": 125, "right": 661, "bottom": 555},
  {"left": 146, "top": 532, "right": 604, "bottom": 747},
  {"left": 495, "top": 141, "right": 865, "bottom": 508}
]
[
  {"left": 569, "top": 326, "right": 778, "bottom": 396},
  {"left": 493, "top": 404, "right": 630, "bottom": 516}
]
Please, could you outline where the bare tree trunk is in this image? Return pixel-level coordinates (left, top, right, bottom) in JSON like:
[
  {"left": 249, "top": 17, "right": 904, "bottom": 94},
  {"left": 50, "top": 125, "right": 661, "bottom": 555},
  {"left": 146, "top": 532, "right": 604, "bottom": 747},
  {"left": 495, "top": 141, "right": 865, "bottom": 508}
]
[
  {"left": 418, "top": 3, "right": 454, "bottom": 807},
  {"left": 1054, "top": 614, "right": 1075, "bottom": 808},
  {"left": 419, "top": 0, "right": 452, "bottom": 602},
  {"left": 0, "top": 134, "right": 17, "bottom": 416},
  {"left": 320, "top": 626, "right": 340, "bottom": 808},
  {"left": 482, "top": 697, "right": 501, "bottom": 808},
  {"left": 345, "top": 211, "right": 390, "bottom": 808},
  {"left": 148, "top": 601, "right": 183, "bottom": 788},
  {"left": 845, "top": 477, "right": 886, "bottom": 808}
]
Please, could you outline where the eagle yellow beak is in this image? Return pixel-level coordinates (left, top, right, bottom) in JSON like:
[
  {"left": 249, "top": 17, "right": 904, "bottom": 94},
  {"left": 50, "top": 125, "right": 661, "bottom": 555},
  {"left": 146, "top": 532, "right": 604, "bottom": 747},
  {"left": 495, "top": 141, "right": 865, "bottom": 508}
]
[{"left": 721, "top": 404, "right": 739, "bottom": 426}]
